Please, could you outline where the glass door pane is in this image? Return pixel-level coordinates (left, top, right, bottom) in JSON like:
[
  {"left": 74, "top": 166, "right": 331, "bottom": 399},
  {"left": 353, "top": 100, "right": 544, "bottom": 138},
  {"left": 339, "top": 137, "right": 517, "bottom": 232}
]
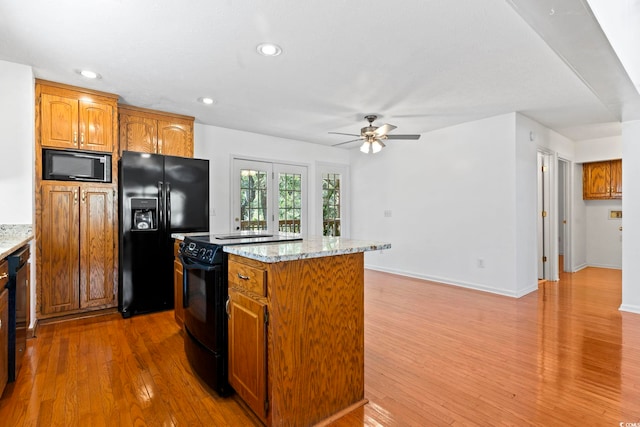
[
  {"left": 241, "top": 169, "right": 268, "bottom": 231},
  {"left": 322, "top": 172, "right": 341, "bottom": 236},
  {"left": 232, "top": 160, "right": 272, "bottom": 232}
]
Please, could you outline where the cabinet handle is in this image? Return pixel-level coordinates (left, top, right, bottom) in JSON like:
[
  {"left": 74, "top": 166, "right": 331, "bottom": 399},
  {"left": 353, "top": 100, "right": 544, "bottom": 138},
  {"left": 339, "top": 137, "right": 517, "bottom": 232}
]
[
  {"left": 226, "top": 296, "right": 230, "bottom": 318},
  {"left": 74, "top": 190, "right": 78, "bottom": 204},
  {"left": 74, "top": 131, "right": 77, "bottom": 143},
  {"left": 0, "top": 319, "right": 2, "bottom": 329},
  {"left": 81, "top": 190, "right": 86, "bottom": 203},
  {"left": 237, "top": 273, "right": 249, "bottom": 280},
  {"left": 0, "top": 273, "right": 7, "bottom": 280},
  {"left": 81, "top": 132, "right": 85, "bottom": 146}
]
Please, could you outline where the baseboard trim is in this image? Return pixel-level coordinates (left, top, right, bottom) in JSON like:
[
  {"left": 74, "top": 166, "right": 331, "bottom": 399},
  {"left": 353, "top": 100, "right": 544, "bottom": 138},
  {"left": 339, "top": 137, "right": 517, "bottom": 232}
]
[
  {"left": 364, "top": 265, "right": 536, "bottom": 298},
  {"left": 619, "top": 304, "right": 640, "bottom": 314},
  {"left": 27, "top": 318, "right": 38, "bottom": 339}
]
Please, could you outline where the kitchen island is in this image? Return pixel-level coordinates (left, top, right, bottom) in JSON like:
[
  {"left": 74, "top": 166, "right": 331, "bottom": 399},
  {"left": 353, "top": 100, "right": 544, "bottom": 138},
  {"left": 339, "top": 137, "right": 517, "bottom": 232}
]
[{"left": 173, "top": 233, "right": 390, "bottom": 426}]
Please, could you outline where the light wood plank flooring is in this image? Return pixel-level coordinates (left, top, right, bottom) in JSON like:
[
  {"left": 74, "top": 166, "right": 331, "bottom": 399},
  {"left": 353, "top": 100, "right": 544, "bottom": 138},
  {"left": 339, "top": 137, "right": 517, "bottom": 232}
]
[{"left": 1, "top": 266, "right": 639, "bottom": 426}]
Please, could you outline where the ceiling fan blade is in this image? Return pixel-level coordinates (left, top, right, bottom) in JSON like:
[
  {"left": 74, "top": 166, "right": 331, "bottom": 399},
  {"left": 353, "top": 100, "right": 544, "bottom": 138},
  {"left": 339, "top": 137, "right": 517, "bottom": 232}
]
[
  {"left": 374, "top": 123, "right": 397, "bottom": 136},
  {"left": 332, "top": 138, "right": 363, "bottom": 147},
  {"left": 385, "top": 134, "right": 421, "bottom": 140},
  {"left": 329, "top": 132, "right": 360, "bottom": 137}
]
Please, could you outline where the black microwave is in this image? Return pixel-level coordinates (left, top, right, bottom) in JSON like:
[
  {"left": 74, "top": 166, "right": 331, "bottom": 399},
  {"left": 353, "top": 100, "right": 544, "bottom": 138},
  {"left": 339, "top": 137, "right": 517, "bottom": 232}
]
[{"left": 43, "top": 149, "right": 112, "bottom": 183}]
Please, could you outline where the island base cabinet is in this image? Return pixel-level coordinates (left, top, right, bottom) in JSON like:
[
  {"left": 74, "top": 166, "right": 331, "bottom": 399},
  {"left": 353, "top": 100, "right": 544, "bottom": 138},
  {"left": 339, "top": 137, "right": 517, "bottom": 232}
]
[
  {"left": 228, "top": 288, "right": 268, "bottom": 424},
  {"left": 227, "top": 252, "right": 366, "bottom": 427}
]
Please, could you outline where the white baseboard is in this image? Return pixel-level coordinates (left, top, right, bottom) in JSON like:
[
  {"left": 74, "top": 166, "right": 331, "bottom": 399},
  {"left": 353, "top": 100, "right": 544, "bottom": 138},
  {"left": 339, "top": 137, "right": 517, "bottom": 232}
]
[
  {"left": 364, "top": 264, "right": 537, "bottom": 299},
  {"left": 619, "top": 304, "right": 640, "bottom": 314}
]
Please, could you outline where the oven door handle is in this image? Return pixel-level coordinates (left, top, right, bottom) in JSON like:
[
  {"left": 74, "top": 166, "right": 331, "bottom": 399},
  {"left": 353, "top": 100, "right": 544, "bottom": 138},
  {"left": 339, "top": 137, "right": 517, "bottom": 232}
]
[
  {"left": 178, "top": 254, "right": 221, "bottom": 272},
  {"left": 178, "top": 253, "right": 221, "bottom": 309}
]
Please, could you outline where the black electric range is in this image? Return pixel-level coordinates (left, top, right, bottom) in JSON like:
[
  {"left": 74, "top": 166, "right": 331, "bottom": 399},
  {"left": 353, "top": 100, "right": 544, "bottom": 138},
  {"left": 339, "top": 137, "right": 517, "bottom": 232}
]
[
  {"left": 180, "top": 231, "right": 302, "bottom": 265},
  {"left": 178, "top": 231, "right": 302, "bottom": 396}
]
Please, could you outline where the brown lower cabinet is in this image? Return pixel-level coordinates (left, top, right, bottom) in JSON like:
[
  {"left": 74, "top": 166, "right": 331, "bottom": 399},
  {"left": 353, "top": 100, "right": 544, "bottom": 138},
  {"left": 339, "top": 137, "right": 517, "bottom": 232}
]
[
  {"left": 39, "top": 183, "right": 117, "bottom": 316},
  {"left": 227, "top": 252, "right": 366, "bottom": 426}
]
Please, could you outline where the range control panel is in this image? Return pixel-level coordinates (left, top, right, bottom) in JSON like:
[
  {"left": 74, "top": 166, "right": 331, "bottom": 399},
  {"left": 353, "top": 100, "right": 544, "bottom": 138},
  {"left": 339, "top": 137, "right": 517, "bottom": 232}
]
[{"left": 179, "top": 238, "right": 223, "bottom": 265}]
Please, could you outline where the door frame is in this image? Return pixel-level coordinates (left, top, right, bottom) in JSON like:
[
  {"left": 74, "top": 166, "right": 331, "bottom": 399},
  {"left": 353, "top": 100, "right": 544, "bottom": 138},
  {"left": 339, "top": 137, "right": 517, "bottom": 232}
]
[
  {"left": 558, "top": 157, "right": 573, "bottom": 273},
  {"left": 537, "top": 150, "right": 558, "bottom": 281}
]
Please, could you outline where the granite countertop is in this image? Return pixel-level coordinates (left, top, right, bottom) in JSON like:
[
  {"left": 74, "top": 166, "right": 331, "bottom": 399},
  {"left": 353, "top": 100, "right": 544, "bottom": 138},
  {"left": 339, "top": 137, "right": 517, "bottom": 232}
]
[
  {"left": 172, "top": 232, "right": 391, "bottom": 263},
  {"left": 0, "top": 224, "right": 34, "bottom": 259},
  {"left": 223, "top": 235, "right": 391, "bottom": 263}
]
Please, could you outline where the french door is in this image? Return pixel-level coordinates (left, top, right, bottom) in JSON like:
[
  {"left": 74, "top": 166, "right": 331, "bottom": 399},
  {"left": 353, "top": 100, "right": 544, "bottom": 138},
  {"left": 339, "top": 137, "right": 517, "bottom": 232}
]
[{"left": 232, "top": 159, "right": 307, "bottom": 234}]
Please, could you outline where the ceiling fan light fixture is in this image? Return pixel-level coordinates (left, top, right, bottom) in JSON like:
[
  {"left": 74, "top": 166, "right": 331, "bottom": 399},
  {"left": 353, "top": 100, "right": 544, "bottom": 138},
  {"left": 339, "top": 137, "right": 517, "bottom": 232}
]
[
  {"left": 360, "top": 141, "right": 371, "bottom": 154},
  {"left": 371, "top": 140, "right": 383, "bottom": 153},
  {"left": 257, "top": 43, "right": 282, "bottom": 57}
]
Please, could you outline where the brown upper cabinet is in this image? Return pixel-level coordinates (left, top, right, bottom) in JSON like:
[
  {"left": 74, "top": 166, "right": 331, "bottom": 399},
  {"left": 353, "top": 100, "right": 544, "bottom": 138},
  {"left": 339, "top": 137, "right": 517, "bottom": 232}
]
[
  {"left": 38, "top": 81, "right": 117, "bottom": 152},
  {"left": 583, "top": 159, "right": 622, "bottom": 200},
  {"left": 119, "top": 105, "right": 194, "bottom": 158}
]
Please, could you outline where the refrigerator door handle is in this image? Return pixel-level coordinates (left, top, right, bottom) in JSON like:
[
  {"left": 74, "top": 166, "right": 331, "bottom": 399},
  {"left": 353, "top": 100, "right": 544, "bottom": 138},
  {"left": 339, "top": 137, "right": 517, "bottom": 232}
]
[
  {"left": 157, "top": 181, "right": 164, "bottom": 231},
  {"left": 166, "top": 182, "right": 171, "bottom": 229}
]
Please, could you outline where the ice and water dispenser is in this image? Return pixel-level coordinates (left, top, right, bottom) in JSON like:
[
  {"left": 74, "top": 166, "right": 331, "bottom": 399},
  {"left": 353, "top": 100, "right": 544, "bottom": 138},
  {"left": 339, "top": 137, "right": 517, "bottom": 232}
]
[{"left": 130, "top": 198, "right": 157, "bottom": 231}]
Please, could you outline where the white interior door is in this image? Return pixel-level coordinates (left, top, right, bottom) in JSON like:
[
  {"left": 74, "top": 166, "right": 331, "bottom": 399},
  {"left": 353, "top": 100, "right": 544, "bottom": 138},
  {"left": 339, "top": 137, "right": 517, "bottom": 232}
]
[{"left": 537, "top": 152, "right": 552, "bottom": 280}]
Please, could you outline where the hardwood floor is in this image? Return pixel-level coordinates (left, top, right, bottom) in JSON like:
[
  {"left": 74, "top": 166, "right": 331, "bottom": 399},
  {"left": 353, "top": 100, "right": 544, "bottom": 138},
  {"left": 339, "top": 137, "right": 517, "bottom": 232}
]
[{"left": 1, "top": 266, "right": 639, "bottom": 426}]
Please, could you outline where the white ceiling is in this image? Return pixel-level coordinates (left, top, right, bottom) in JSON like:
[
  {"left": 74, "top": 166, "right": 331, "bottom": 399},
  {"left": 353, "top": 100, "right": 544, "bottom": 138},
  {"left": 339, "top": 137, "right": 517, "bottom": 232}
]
[{"left": 1, "top": 0, "right": 639, "bottom": 147}]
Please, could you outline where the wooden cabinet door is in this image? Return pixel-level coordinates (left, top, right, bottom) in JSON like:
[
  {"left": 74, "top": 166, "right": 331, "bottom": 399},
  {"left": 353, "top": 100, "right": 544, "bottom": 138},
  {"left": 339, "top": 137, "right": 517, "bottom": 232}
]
[
  {"left": 119, "top": 113, "right": 157, "bottom": 154},
  {"left": 79, "top": 100, "right": 113, "bottom": 152},
  {"left": 610, "top": 159, "right": 622, "bottom": 198},
  {"left": 41, "top": 184, "right": 80, "bottom": 314},
  {"left": 40, "top": 94, "right": 79, "bottom": 149},
  {"left": 157, "top": 120, "right": 193, "bottom": 157},
  {"left": 228, "top": 288, "right": 268, "bottom": 423},
  {"left": 0, "top": 289, "right": 8, "bottom": 395},
  {"left": 583, "top": 161, "right": 611, "bottom": 199},
  {"left": 79, "top": 187, "right": 116, "bottom": 309}
]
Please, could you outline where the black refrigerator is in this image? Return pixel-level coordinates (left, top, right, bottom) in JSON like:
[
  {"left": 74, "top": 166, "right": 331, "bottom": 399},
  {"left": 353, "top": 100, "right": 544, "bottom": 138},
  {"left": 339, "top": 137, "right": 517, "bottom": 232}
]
[{"left": 119, "top": 151, "right": 209, "bottom": 318}]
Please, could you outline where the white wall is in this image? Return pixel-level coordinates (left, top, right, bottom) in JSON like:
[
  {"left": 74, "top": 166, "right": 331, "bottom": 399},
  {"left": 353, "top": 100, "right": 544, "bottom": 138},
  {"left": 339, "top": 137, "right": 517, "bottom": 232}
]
[
  {"left": 621, "top": 120, "right": 640, "bottom": 313},
  {"left": 574, "top": 135, "right": 622, "bottom": 163},
  {"left": 0, "top": 60, "right": 36, "bottom": 329},
  {"left": 585, "top": 200, "right": 622, "bottom": 268},
  {"left": 0, "top": 60, "right": 34, "bottom": 223},
  {"left": 193, "top": 123, "right": 349, "bottom": 234},
  {"left": 349, "top": 113, "right": 537, "bottom": 297}
]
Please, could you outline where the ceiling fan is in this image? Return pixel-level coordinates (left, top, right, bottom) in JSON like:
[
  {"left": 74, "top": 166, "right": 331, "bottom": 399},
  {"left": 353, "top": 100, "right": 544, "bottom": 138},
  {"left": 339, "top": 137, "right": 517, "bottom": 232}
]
[{"left": 330, "top": 115, "right": 421, "bottom": 153}]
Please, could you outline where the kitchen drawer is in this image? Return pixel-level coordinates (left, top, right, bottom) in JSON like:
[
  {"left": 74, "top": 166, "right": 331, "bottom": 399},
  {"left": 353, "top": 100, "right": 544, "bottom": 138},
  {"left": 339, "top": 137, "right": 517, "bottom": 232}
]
[{"left": 228, "top": 259, "right": 266, "bottom": 296}]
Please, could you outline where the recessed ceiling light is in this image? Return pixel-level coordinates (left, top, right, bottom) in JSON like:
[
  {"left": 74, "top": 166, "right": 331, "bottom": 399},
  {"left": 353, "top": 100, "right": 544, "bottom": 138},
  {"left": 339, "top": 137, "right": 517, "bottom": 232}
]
[
  {"left": 79, "top": 69, "right": 100, "bottom": 79},
  {"left": 256, "top": 43, "right": 282, "bottom": 57},
  {"left": 200, "top": 97, "right": 215, "bottom": 105}
]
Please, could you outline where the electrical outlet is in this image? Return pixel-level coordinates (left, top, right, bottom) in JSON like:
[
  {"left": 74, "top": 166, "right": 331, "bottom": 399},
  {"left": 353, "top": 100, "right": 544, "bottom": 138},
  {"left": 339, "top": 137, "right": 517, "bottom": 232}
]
[
  {"left": 384, "top": 210, "right": 392, "bottom": 218},
  {"left": 477, "top": 258, "right": 485, "bottom": 268}
]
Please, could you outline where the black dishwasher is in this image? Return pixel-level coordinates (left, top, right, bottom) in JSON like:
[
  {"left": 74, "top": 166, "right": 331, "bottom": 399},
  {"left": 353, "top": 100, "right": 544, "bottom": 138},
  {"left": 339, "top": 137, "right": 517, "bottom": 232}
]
[{"left": 7, "top": 245, "right": 29, "bottom": 382}]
